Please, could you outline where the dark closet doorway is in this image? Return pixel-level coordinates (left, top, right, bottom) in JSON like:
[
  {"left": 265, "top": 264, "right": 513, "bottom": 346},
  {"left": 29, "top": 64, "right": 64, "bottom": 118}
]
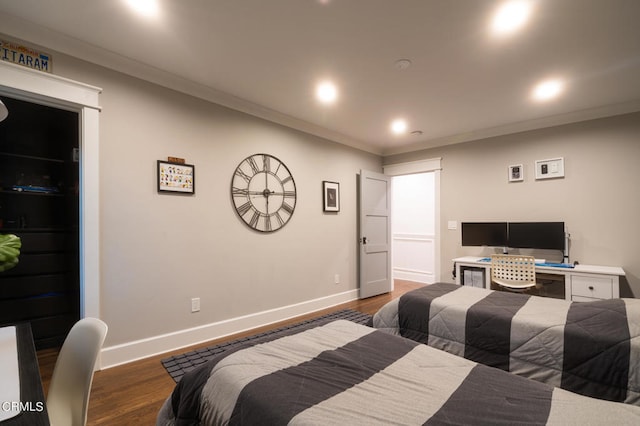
[{"left": 0, "top": 95, "right": 80, "bottom": 349}]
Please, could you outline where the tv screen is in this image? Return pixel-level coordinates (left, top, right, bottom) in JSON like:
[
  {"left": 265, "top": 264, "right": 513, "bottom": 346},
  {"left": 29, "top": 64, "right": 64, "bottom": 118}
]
[
  {"left": 508, "top": 222, "right": 565, "bottom": 250},
  {"left": 461, "top": 222, "right": 508, "bottom": 247}
]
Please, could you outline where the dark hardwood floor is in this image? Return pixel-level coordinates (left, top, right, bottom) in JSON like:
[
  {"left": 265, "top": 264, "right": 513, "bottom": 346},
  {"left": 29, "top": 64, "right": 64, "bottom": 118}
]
[{"left": 37, "top": 280, "right": 422, "bottom": 425}]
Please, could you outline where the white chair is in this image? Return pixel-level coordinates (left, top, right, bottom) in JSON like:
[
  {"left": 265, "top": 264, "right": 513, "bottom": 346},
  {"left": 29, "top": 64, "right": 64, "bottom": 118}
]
[
  {"left": 47, "top": 317, "right": 108, "bottom": 426},
  {"left": 491, "top": 254, "right": 537, "bottom": 291}
]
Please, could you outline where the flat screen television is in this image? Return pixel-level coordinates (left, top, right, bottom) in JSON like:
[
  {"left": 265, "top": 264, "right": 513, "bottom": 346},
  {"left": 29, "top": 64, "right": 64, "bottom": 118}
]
[
  {"left": 508, "top": 222, "right": 565, "bottom": 250},
  {"left": 461, "top": 222, "right": 508, "bottom": 247}
]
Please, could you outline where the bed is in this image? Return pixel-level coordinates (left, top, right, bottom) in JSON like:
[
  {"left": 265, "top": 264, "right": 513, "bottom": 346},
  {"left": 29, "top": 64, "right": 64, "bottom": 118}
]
[
  {"left": 372, "top": 282, "right": 640, "bottom": 406},
  {"left": 157, "top": 319, "right": 640, "bottom": 425}
]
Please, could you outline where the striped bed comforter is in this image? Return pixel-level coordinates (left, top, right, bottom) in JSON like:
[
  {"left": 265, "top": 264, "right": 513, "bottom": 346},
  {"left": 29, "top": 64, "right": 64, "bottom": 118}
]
[
  {"left": 157, "top": 320, "right": 640, "bottom": 425},
  {"left": 372, "top": 282, "right": 640, "bottom": 405}
]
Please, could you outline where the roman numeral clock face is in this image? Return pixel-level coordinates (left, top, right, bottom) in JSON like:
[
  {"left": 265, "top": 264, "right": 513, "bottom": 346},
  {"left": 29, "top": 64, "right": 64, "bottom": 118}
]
[{"left": 231, "top": 154, "right": 297, "bottom": 232}]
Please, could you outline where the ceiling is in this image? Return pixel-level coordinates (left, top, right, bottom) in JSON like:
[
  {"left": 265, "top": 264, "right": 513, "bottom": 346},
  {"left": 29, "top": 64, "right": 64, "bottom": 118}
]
[{"left": 1, "top": 0, "right": 639, "bottom": 156}]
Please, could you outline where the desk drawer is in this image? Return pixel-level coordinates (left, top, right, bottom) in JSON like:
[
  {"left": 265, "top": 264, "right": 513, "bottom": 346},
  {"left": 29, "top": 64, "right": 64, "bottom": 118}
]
[{"left": 571, "top": 274, "right": 613, "bottom": 300}]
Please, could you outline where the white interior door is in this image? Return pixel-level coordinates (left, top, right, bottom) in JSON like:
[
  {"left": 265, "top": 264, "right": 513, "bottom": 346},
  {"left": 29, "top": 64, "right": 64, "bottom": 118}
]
[{"left": 359, "top": 170, "right": 392, "bottom": 298}]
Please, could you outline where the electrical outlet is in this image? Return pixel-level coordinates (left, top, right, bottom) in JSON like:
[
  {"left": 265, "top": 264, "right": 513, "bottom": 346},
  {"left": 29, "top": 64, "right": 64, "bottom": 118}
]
[
  {"left": 191, "top": 297, "right": 200, "bottom": 313},
  {"left": 334, "top": 274, "right": 340, "bottom": 284}
]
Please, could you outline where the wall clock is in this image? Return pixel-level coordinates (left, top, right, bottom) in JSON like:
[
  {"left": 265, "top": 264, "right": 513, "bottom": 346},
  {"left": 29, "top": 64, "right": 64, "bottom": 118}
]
[{"left": 231, "top": 153, "right": 297, "bottom": 232}]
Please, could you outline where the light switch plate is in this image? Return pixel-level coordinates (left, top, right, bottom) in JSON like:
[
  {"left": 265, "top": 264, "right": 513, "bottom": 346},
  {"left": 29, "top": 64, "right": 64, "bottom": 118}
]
[
  {"left": 535, "top": 157, "right": 564, "bottom": 180},
  {"left": 191, "top": 297, "right": 200, "bottom": 312}
]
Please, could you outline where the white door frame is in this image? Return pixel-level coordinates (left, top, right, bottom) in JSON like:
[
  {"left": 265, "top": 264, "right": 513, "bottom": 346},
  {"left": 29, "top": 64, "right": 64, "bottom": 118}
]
[
  {"left": 0, "top": 61, "right": 102, "bottom": 319},
  {"left": 383, "top": 158, "right": 442, "bottom": 283}
]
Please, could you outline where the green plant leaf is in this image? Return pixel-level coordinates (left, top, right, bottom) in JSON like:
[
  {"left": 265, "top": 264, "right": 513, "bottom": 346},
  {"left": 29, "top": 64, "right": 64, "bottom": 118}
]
[{"left": 0, "top": 234, "right": 21, "bottom": 271}]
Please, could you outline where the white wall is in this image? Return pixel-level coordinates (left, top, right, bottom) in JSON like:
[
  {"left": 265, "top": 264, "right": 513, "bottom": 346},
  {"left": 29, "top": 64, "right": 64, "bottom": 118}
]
[
  {"left": 11, "top": 50, "right": 382, "bottom": 365},
  {"left": 385, "top": 112, "right": 640, "bottom": 297},
  {"left": 392, "top": 173, "right": 435, "bottom": 283}
]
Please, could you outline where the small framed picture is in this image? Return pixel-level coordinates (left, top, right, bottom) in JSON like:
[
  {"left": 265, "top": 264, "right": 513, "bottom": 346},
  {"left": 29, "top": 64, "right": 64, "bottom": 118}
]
[
  {"left": 322, "top": 181, "right": 340, "bottom": 212},
  {"left": 508, "top": 164, "right": 524, "bottom": 182},
  {"left": 535, "top": 157, "right": 565, "bottom": 180},
  {"left": 157, "top": 160, "right": 195, "bottom": 194}
]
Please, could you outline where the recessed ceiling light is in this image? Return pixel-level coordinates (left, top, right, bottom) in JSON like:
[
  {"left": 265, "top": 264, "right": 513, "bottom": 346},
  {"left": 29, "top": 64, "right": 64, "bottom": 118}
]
[
  {"left": 124, "top": 0, "right": 160, "bottom": 19},
  {"left": 491, "top": 1, "right": 532, "bottom": 35},
  {"left": 316, "top": 81, "right": 338, "bottom": 104},
  {"left": 390, "top": 119, "right": 408, "bottom": 135},
  {"left": 532, "top": 78, "right": 565, "bottom": 101}
]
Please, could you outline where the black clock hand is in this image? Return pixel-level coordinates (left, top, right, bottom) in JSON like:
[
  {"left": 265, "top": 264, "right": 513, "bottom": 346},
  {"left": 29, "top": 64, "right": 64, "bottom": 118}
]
[
  {"left": 264, "top": 171, "right": 270, "bottom": 215},
  {"left": 266, "top": 190, "right": 270, "bottom": 215},
  {"left": 246, "top": 190, "right": 269, "bottom": 196}
]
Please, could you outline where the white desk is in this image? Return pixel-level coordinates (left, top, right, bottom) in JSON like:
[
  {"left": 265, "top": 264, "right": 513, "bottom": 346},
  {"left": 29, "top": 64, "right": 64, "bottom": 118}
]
[
  {"left": 453, "top": 256, "right": 625, "bottom": 301},
  {"left": 0, "top": 326, "right": 20, "bottom": 422},
  {"left": 0, "top": 323, "right": 49, "bottom": 425}
]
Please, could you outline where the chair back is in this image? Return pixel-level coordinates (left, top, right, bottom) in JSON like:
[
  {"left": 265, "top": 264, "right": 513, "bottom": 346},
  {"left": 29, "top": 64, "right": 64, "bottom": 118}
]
[
  {"left": 47, "top": 317, "right": 108, "bottom": 426},
  {"left": 490, "top": 254, "right": 536, "bottom": 289}
]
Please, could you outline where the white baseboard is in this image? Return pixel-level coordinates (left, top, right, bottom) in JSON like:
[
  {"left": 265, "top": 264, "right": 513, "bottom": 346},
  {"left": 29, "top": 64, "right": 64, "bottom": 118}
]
[
  {"left": 99, "top": 288, "right": 359, "bottom": 369},
  {"left": 394, "top": 268, "right": 433, "bottom": 284}
]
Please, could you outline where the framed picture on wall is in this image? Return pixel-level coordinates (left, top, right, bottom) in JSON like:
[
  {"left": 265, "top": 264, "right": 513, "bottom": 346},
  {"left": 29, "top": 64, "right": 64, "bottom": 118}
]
[
  {"left": 508, "top": 164, "right": 524, "bottom": 182},
  {"left": 157, "top": 160, "right": 195, "bottom": 194},
  {"left": 535, "top": 157, "right": 565, "bottom": 180},
  {"left": 322, "top": 181, "right": 340, "bottom": 212}
]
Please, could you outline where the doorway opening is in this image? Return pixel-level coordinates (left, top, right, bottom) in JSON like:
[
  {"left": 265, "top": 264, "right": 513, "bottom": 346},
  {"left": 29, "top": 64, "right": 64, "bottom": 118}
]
[
  {"left": 384, "top": 157, "right": 442, "bottom": 286},
  {"left": 391, "top": 172, "right": 436, "bottom": 284},
  {"left": 1, "top": 61, "right": 102, "bottom": 352},
  {"left": 0, "top": 95, "right": 80, "bottom": 349}
]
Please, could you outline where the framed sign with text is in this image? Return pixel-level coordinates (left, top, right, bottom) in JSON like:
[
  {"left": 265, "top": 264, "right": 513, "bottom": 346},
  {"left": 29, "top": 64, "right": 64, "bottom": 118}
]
[{"left": 157, "top": 160, "right": 195, "bottom": 194}]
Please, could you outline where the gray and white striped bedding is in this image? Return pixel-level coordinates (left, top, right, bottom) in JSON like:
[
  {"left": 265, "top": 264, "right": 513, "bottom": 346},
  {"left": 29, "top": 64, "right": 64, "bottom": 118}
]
[
  {"left": 372, "top": 282, "right": 640, "bottom": 405},
  {"left": 157, "top": 319, "right": 640, "bottom": 425}
]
